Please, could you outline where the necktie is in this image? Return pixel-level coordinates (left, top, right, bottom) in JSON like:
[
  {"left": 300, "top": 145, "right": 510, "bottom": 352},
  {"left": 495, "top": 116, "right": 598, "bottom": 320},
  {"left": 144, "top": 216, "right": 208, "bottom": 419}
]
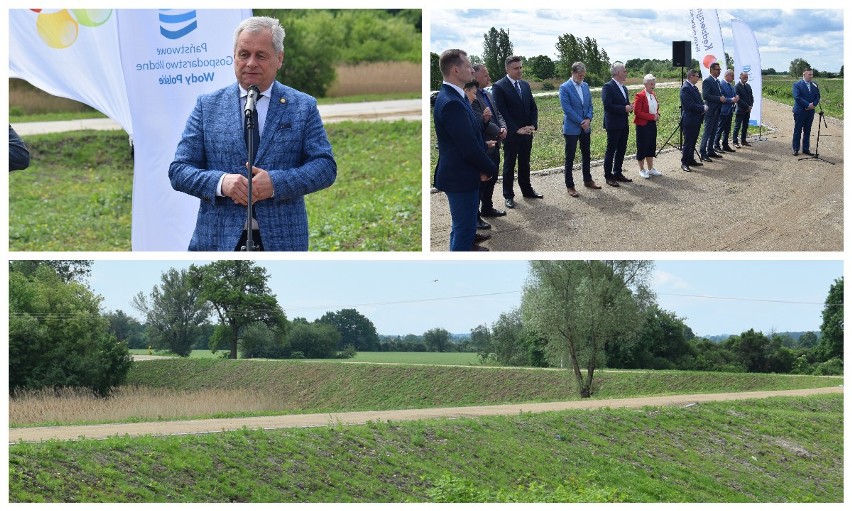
[
  {"left": 515, "top": 80, "right": 522, "bottom": 98},
  {"left": 807, "top": 82, "right": 811, "bottom": 93},
  {"left": 244, "top": 94, "right": 261, "bottom": 165}
]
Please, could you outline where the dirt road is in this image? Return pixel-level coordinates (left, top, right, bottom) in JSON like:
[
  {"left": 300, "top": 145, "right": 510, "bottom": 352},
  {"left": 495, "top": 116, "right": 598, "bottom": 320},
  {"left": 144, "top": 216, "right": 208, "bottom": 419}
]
[
  {"left": 430, "top": 98, "right": 843, "bottom": 251},
  {"left": 10, "top": 386, "right": 841, "bottom": 443}
]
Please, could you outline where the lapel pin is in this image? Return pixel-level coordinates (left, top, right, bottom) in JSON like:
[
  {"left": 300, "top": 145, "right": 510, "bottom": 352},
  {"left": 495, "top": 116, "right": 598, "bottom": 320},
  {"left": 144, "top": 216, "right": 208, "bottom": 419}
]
[{"left": 280, "top": 97, "right": 286, "bottom": 104}]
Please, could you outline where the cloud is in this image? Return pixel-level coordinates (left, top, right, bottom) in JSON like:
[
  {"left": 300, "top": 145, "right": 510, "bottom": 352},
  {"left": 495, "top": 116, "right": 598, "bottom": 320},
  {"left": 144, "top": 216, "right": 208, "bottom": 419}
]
[{"left": 653, "top": 270, "right": 690, "bottom": 290}]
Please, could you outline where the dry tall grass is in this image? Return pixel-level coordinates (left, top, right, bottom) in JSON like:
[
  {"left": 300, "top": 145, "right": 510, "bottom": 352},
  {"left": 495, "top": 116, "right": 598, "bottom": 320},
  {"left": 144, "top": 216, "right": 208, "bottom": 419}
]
[
  {"left": 10, "top": 386, "right": 289, "bottom": 426},
  {"left": 9, "top": 78, "right": 95, "bottom": 116},
  {"left": 326, "top": 61, "right": 421, "bottom": 97}
]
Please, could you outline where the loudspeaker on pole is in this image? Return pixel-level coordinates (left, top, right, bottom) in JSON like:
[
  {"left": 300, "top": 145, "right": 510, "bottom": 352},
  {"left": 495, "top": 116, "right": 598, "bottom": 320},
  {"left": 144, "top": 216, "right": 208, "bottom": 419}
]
[{"left": 672, "top": 41, "right": 691, "bottom": 67}]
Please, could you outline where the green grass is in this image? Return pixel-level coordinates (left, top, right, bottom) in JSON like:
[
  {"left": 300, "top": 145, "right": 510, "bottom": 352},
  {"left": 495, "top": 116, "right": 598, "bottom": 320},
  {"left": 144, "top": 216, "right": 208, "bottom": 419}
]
[
  {"left": 342, "top": 351, "right": 480, "bottom": 365},
  {"left": 9, "top": 111, "right": 109, "bottom": 123},
  {"left": 9, "top": 394, "right": 842, "bottom": 502},
  {"left": 317, "top": 91, "right": 420, "bottom": 104},
  {"left": 8, "top": 120, "right": 420, "bottom": 251},
  {"left": 129, "top": 350, "right": 480, "bottom": 364},
  {"left": 762, "top": 75, "right": 843, "bottom": 119},
  {"left": 102, "top": 359, "right": 842, "bottom": 421}
]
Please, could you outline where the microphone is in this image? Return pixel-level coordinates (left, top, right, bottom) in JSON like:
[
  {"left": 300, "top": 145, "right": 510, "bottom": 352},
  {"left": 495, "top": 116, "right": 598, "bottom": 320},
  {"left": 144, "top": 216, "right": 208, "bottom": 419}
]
[{"left": 245, "top": 84, "right": 260, "bottom": 116}]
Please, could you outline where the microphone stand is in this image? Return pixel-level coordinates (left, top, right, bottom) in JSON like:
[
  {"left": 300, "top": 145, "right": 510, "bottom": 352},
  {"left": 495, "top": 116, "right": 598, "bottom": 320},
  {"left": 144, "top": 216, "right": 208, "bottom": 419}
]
[
  {"left": 798, "top": 82, "right": 833, "bottom": 165},
  {"left": 242, "top": 86, "right": 259, "bottom": 251},
  {"left": 657, "top": 65, "right": 684, "bottom": 157}
]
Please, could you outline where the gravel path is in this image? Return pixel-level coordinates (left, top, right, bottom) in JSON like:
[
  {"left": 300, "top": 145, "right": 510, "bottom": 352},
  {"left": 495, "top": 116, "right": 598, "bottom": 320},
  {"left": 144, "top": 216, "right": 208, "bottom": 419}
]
[
  {"left": 429, "top": 98, "right": 843, "bottom": 251},
  {"left": 10, "top": 386, "right": 841, "bottom": 443}
]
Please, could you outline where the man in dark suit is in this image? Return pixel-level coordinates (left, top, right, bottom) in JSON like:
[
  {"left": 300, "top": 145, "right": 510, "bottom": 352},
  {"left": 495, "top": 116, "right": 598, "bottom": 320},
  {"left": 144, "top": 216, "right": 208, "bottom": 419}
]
[
  {"left": 713, "top": 69, "right": 739, "bottom": 152},
  {"left": 472, "top": 64, "right": 507, "bottom": 220},
  {"left": 433, "top": 49, "right": 498, "bottom": 251},
  {"left": 170, "top": 16, "right": 336, "bottom": 251},
  {"left": 679, "top": 69, "right": 708, "bottom": 172},
  {"left": 733, "top": 71, "right": 754, "bottom": 148},
  {"left": 791, "top": 68, "right": 821, "bottom": 156},
  {"left": 491, "top": 55, "right": 542, "bottom": 209},
  {"left": 9, "top": 124, "right": 30, "bottom": 171},
  {"left": 699, "top": 61, "right": 730, "bottom": 162},
  {"left": 601, "top": 61, "right": 633, "bottom": 187}
]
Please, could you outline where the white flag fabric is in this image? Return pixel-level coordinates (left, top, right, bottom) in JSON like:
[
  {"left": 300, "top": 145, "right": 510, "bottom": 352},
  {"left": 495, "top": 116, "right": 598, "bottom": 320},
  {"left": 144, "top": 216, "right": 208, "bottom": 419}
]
[
  {"left": 689, "top": 9, "right": 726, "bottom": 80},
  {"left": 9, "top": 9, "right": 251, "bottom": 251},
  {"left": 9, "top": 9, "right": 132, "bottom": 132},
  {"left": 116, "top": 9, "right": 250, "bottom": 250},
  {"left": 731, "top": 19, "right": 763, "bottom": 127}
]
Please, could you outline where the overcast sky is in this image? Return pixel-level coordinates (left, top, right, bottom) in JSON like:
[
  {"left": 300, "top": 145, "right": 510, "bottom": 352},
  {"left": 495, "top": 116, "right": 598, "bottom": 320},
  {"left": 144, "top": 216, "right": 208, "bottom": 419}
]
[
  {"left": 89, "top": 259, "right": 841, "bottom": 338},
  {"left": 429, "top": 7, "right": 844, "bottom": 73}
]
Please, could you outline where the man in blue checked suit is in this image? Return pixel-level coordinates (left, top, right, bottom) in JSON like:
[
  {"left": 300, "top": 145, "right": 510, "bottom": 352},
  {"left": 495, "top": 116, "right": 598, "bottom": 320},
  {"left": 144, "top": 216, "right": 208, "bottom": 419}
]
[
  {"left": 170, "top": 16, "right": 336, "bottom": 251},
  {"left": 559, "top": 61, "right": 597, "bottom": 197},
  {"left": 433, "top": 49, "right": 498, "bottom": 251},
  {"left": 791, "top": 68, "right": 821, "bottom": 156}
]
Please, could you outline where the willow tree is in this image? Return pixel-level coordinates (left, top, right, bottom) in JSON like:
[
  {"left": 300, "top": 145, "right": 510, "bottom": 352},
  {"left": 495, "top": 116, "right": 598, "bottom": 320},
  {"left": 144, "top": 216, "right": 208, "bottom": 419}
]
[{"left": 522, "top": 260, "right": 653, "bottom": 398}]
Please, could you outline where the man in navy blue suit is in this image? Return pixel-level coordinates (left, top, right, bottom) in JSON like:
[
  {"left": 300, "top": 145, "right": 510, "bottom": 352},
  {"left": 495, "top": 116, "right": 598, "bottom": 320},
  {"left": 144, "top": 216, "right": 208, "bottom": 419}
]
[
  {"left": 699, "top": 61, "right": 729, "bottom": 162},
  {"left": 679, "top": 69, "right": 708, "bottom": 173},
  {"left": 433, "top": 49, "right": 498, "bottom": 251},
  {"left": 601, "top": 61, "right": 633, "bottom": 187},
  {"left": 791, "top": 68, "right": 821, "bottom": 156}
]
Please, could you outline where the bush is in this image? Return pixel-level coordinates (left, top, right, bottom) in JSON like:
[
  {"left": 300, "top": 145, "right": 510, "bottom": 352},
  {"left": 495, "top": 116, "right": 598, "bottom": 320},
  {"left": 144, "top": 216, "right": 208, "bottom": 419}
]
[
  {"left": 9, "top": 264, "right": 131, "bottom": 396},
  {"left": 813, "top": 357, "right": 843, "bottom": 376},
  {"left": 290, "top": 351, "right": 305, "bottom": 359}
]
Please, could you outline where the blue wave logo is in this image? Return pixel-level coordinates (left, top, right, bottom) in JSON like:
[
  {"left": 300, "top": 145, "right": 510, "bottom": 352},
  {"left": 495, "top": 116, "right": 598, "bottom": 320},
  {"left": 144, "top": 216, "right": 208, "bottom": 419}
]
[{"left": 159, "top": 9, "right": 197, "bottom": 39}]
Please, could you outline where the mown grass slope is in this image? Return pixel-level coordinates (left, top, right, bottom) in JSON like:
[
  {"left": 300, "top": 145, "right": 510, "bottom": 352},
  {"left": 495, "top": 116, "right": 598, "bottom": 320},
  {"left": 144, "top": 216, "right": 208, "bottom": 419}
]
[{"left": 9, "top": 394, "right": 842, "bottom": 503}]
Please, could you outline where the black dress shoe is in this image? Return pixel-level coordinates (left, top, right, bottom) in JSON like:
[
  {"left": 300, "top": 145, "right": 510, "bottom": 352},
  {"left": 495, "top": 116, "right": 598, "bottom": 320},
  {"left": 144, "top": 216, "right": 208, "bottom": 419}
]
[
  {"left": 614, "top": 175, "right": 632, "bottom": 183},
  {"left": 792, "top": 150, "right": 799, "bottom": 156},
  {"left": 700, "top": 156, "right": 713, "bottom": 163},
  {"left": 605, "top": 179, "right": 620, "bottom": 187},
  {"left": 480, "top": 208, "right": 507, "bottom": 217},
  {"left": 474, "top": 232, "right": 492, "bottom": 243},
  {"left": 471, "top": 244, "right": 490, "bottom": 251},
  {"left": 505, "top": 198, "right": 515, "bottom": 209},
  {"left": 741, "top": 141, "right": 751, "bottom": 146},
  {"left": 522, "top": 190, "right": 544, "bottom": 199},
  {"left": 477, "top": 217, "right": 491, "bottom": 230},
  {"left": 713, "top": 146, "right": 723, "bottom": 153},
  {"left": 680, "top": 163, "right": 691, "bottom": 172},
  {"left": 688, "top": 160, "right": 704, "bottom": 167},
  {"left": 802, "top": 149, "right": 814, "bottom": 156},
  {"left": 707, "top": 151, "right": 722, "bottom": 158},
  {"left": 723, "top": 146, "right": 736, "bottom": 152}
]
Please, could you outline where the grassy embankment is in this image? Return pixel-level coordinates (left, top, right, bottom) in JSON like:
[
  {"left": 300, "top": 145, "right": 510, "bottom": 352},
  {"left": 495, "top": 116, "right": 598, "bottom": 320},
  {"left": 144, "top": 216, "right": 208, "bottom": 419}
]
[
  {"left": 128, "top": 349, "right": 483, "bottom": 365},
  {"left": 10, "top": 358, "right": 842, "bottom": 427},
  {"left": 8, "top": 120, "right": 420, "bottom": 251},
  {"left": 9, "top": 393, "right": 842, "bottom": 502},
  {"left": 428, "top": 76, "right": 844, "bottom": 175}
]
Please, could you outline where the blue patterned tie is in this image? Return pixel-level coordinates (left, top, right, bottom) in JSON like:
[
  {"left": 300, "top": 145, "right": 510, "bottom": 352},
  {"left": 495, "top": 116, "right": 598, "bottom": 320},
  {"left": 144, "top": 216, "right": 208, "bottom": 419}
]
[{"left": 515, "top": 80, "right": 522, "bottom": 98}]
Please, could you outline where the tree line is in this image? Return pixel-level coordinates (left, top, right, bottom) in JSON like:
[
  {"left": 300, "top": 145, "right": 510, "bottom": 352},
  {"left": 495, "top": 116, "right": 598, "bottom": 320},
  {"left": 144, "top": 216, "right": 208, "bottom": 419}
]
[
  {"left": 252, "top": 9, "right": 421, "bottom": 97},
  {"left": 430, "top": 27, "right": 844, "bottom": 91},
  {"left": 9, "top": 260, "right": 843, "bottom": 399}
]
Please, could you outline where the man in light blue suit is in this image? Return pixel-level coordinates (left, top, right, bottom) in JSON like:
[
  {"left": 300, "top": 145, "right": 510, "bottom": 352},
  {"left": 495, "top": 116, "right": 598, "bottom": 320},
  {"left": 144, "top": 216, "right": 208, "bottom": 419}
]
[
  {"left": 559, "top": 61, "right": 598, "bottom": 197},
  {"left": 791, "top": 68, "right": 821, "bottom": 156},
  {"left": 170, "top": 16, "right": 336, "bottom": 251}
]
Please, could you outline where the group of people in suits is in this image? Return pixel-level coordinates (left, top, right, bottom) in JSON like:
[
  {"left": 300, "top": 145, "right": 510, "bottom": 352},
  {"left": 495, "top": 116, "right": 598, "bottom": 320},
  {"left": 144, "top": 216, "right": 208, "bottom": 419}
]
[
  {"left": 433, "top": 52, "right": 544, "bottom": 251},
  {"left": 679, "top": 62, "right": 757, "bottom": 172},
  {"left": 434, "top": 50, "right": 823, "bottom": 251}
]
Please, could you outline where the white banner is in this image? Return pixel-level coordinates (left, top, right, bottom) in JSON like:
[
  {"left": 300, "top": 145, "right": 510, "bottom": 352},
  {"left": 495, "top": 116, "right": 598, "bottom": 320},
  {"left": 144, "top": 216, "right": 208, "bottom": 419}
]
[
  {"left": 117, "top": 9, "right": 250, "bottom": 250},
  {"left": 9, "top": 9, "right": 132, "bottom": 132},
  {"left": 689, "top": 9, "right": 726, "bottom": 80},
  {"left": 9, "top": 8, "right": 250, "bottom": 251},
  {"left": 731, "top": 19, "right": 763, "bottom": 127}
]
